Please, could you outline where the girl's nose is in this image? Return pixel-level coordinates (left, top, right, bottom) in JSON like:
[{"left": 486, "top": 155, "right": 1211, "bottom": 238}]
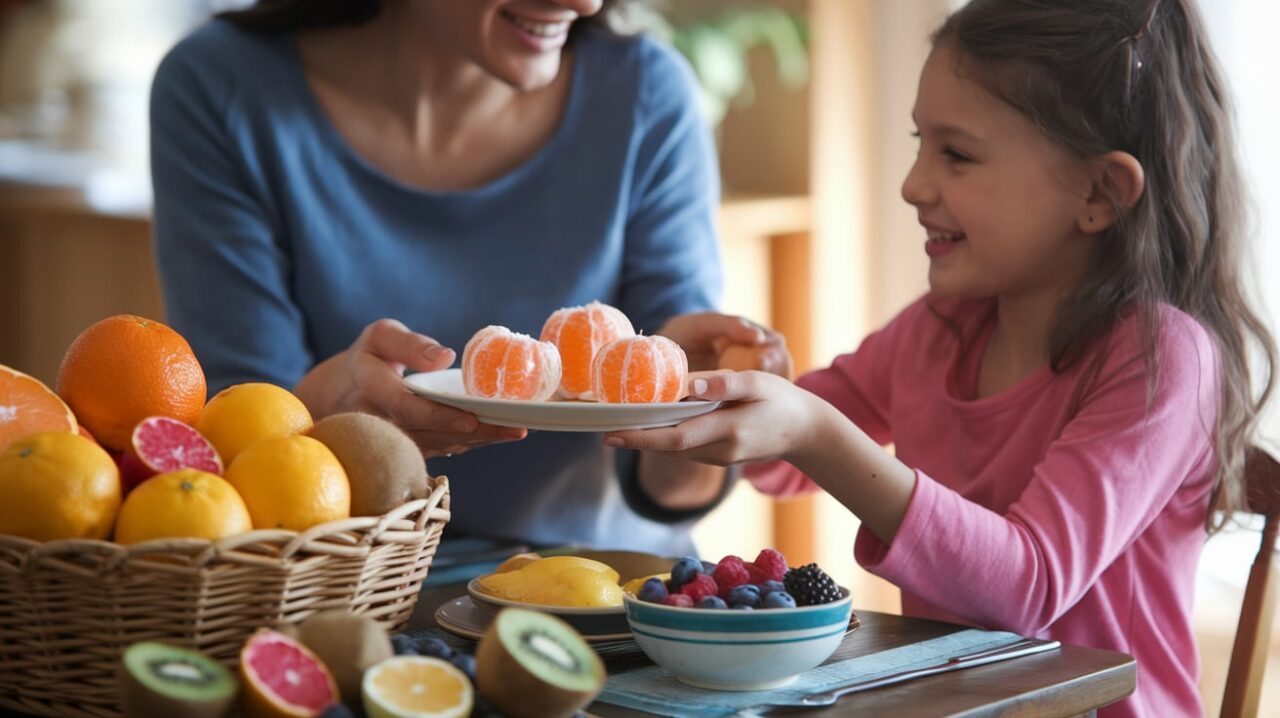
[{"left": 900, "top": 157, "right": 935, "bottom": 208}]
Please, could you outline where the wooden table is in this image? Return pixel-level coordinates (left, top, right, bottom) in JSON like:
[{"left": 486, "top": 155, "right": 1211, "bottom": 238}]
[{"left": 411, "top": 586, "right": 1136, "bottom": 718}]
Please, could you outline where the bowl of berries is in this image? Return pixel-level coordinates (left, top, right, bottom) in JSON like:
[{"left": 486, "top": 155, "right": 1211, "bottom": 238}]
[{"left": 622, "top": 551, "right": 854, "bottom": 691}]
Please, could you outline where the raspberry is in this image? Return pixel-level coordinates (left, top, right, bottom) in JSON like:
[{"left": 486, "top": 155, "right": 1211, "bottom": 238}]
[
  {"left": 712, "top": 556, "right": 751, "bottom": 598},
  {"left": 678, "top": 573, "right": 719, "bottom": 603},
  {"left": 745, "top": 563, "right": 773, "bottom": 585},
  {"left": 753, "top": 549, "right": 789, "bottom": 582},
  {"left": 663, "top": 593, "right": 694, "bottom": 608}
]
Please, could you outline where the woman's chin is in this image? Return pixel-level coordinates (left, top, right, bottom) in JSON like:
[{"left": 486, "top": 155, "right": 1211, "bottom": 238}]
[{"left": 490, "top": 57, "right": 562, "bottom": 92}]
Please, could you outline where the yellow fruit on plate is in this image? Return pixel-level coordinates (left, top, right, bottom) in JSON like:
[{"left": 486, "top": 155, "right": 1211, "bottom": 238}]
[
  {"left": 197, "top": 383, "right": 313, "bottom": 465},
  {"left": 363, "top": 656, "right": 473, "bottom": 718},
  {"left": 114, "top": 468, "right": 252, "bottom": 544},
  {"left": 0, "top": 431, "right": 120, "bottom": 541},
  {"left": 494, "top": 551, "right": 541, "bottom": 574},
  {"left": 225, "top": 435, "right": 350, "bottom": 531},
  {"left": 476, "top": 556, "right": 623, "bottom": 607}
]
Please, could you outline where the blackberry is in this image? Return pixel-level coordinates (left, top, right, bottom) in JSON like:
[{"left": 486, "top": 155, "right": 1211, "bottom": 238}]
[{"left": 783, "top": 563, "right": 842, "bottom": 606}]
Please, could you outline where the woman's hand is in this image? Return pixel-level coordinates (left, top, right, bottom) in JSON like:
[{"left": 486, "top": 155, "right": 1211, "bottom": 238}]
[
  {"left": 293, "top": 319, "right": 526, "bottom": 458},
  {"left": 604, "top": 370, "right": 825, "bottom": 466},
  {"left": 657, "top": 312, "right": 789, "bottom": 374}
]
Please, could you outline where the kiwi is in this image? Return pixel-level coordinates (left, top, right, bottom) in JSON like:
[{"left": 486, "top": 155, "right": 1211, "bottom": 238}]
[
  {"left": 116, "top": 641, "right": 237, "bottom": 718},
  {"left": 307, "top": 412, "right": 431, "bottom": 516},
  {"left": 475, "top": 608, "right": 605, "bottom": 718},
  {"left": 293, "top": 609, "right": 393, "bottom": 702}
]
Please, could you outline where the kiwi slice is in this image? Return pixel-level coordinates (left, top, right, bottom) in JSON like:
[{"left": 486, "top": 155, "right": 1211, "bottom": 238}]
[
  {"left": 475, "top": 608, "right": 605, "bottom": 718},
  {"left": 116, "top": 642, "right": 237, "bottom": 718}
]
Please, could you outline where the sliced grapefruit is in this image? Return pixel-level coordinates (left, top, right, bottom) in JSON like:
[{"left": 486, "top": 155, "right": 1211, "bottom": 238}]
[
  {"left": 131, "top": 416, "right": 223, "bottom": 476},
  {"left": 0, "top": 365, "right": 77, "bottom": 453},
  {"left": 240, "top": 629, "right": 339, "bottom": 718}
]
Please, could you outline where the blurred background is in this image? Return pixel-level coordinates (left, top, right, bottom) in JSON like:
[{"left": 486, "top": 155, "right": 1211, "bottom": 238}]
[{"left": 0, "top": 1, "right": 1276, "bottom": 713}]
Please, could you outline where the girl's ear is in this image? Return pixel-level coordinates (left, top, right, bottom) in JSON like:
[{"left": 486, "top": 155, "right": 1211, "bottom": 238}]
[{"left": 1078, "top": 151, "right": 1145, "bottom": 235}]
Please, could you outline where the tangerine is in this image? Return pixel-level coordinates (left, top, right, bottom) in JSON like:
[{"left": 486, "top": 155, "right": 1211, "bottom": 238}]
[
  {"left": 591, "top": 335, "right": 688, "bottom": 403},
  {"left": 197, "top": 382, "right": 313, "bottom": 465},
  {"left": 540, "top": 301, "right": 634, "bottom": 400},
  {"left": 114, "top": 468, "right": 252, "bottom": 544},
  {"left": 0, "top": 431, "right": 120, "bottom": 541},
  {"left": 461, "top": 326, "right": 561, "bottom": 401},
  {"left": 225, "top": 434, "right": 350, "bottom": 531},
  {"left": 56, "top": 315, "right": 205, "bottom": 452},
  {"left": 0, "top": 364, "right": 77, "bottom": 453}
]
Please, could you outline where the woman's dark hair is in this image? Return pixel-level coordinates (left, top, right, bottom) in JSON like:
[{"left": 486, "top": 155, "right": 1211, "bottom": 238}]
[
  {"left": 933, "top": 0, "right": 1275, "bottom": 532},
  {"left": 219, "top": 0, "right": 638, "bottom": 41}
]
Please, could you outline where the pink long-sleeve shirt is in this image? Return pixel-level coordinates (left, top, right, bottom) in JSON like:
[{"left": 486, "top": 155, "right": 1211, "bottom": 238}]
[{"left": 749, "top": 296, "right": 1218, "bottom": 717}]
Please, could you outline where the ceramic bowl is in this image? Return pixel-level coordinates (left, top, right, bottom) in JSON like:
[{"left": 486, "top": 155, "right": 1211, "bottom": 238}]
[{"left": 622, "top": 588, "right": 854, "bottom": 690}]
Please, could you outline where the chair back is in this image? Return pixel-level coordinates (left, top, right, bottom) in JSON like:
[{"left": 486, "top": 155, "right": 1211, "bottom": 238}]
[{"left": 1221, "top": 446, "right": 1280, "bottom": 718}]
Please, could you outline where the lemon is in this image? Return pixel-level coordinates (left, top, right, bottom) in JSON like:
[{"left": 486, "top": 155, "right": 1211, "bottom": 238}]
[
  {"left": 363, "top": 656, "right": 473, "bottom": 718},
  {"left": 196, "top": 382, "right": 312, "bottom": 465},
  {"left": 225, "top": 434, "right": 350, "bottom": 531}
]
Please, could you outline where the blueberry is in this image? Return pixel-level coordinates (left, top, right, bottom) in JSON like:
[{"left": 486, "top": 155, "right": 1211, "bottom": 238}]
[
  {"left": 728, "top": 584, "right": 761, "bottom": 608},
  {"left": 448, "top": 652, "right": 477, "bottom": 681},
  {"left": 762, "top": 591, "right": 797, "bottom": 609},
  {"left": 391, "top": 633, "right": 419, "bottom": 656},
  {"left": 319, "top": 704, "right": 356, "bottom": 718},
  {"left": 732, "top": 604, "right": 755, "bottom": 611},
  {"left": 760, "top": 580, "right": 786, "bottom": 596},
  {"left": 697, "top": 595, "right": 728, "bottom": 609},
  {"left": 670, "top": 556, "right": 703, "bottom": 589},
  {"left": 637, "top": 577, "right": 669, "bottom": 603},
  {"left": 415, "top": 637, "right": 453, "bottom": 659}
]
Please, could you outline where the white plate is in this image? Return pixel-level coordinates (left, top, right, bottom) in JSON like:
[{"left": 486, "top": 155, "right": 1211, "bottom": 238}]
[{"left": 404, "top": 369, "right": 720, "bottom": 432}]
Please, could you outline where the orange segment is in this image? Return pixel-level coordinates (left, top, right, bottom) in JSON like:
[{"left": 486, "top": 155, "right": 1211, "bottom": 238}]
[
  {"left": 591, "top": 335, "right": 688, "bottom": 404},
  {"left": 540, "top": 301, "right": 634, "bottom": 400},
  {"left": 461, "top": 326, "right": 561, "bottom": 401},
  {"left": 0, "top": 365, "right": 77, "bottom": 453}
]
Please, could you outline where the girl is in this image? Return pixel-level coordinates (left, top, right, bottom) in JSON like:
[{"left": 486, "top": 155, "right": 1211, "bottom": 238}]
[{"left": 606, "top": 1, "right": 1276, "bottom": 715}]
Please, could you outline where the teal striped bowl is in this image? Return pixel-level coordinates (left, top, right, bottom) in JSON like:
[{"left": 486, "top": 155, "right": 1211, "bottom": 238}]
[{"left": 622, "top": 588, "right": 854, "bottom": 690}]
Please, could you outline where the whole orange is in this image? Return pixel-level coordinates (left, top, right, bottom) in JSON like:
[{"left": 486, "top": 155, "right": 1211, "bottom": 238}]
[
  {"left": 0, "top": 431, "right": 121, "bottom": 541},
  {"left": 225, "top": 435, "right": 350, "bottom": 531},
  {"left": 197, "top": 382, "right": 313, "bottom": 466},
  {"left": 56, "top": 315, "right": 206, "bottom": 452},
  {"left": 114, "top": 468, "right": 252, "bottom": 545}
]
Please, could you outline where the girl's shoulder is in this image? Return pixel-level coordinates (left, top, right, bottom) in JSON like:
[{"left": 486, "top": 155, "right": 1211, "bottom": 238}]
[{"left": 1091, "top": 303, "right": 1219, "bottom": 397}]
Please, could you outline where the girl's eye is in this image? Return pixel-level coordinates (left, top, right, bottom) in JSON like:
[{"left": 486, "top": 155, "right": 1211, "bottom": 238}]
[{"left": 943, "top": 147, "right": 971, "bottom": 163}]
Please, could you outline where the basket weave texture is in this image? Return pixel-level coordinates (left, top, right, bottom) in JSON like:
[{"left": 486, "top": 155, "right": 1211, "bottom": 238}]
[{"left": 0, "top": 475, "right": 451, "bottom": 718}]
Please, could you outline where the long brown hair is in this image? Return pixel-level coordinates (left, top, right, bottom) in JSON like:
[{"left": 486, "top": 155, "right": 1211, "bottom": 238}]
[
  {"left": 933, "top": 0, "right": 1275, "bottom": 532},
  {"left": 219, "top": 0, "right": 639, "bottom": 41}
]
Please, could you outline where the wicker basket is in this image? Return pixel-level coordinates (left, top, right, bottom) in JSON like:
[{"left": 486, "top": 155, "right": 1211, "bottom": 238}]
[{"left": 0, "top": 475, "right": 451, "bottom": 718}]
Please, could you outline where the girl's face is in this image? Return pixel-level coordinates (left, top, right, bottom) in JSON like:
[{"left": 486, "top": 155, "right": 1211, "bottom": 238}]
[
  {"left": 901, "top": 44, "right": 1096, "bottom": 303},
  {"left": 414, "top": 0, "right": 604, "bottom": 90}
]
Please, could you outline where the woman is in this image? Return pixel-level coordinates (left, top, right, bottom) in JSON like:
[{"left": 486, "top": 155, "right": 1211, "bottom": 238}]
[{"left": 150, "top": 0, "right": 772, "bottom": 554}]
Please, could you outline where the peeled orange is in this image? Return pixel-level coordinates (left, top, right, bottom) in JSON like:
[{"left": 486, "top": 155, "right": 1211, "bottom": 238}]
[
  {"left": 592, "top": 335, "right": 688, "bottom": 403},
  {"left": 540, "top": 301, "right": 634, "bottom": 400},
  {"left": 461, "top": 326, "right": 561, "bottom": 401}
]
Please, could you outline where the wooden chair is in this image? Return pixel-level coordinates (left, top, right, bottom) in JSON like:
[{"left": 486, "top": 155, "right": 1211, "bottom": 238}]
[{"left": 1221, "top": 445, "right": 1280, "bottom": 718}]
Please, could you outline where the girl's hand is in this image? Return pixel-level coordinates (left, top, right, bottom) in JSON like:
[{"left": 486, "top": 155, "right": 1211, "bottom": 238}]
[
  {"left": 294, "top": 318, "right": 526, "bottom": 458},
  {"left": 658, "top": 312, "right": 783, "bottom": 373},
  {"left": 604, "top": 370, "right": 823, "bottom": 466}
]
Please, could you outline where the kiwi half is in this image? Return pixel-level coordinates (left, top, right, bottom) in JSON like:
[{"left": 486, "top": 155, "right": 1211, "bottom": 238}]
[
  {"left": 116, "top": 641, "right": 237, "bottom": 718},
  {"left": 475, "top": 608, "right": 605, "bottom": 718}
]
